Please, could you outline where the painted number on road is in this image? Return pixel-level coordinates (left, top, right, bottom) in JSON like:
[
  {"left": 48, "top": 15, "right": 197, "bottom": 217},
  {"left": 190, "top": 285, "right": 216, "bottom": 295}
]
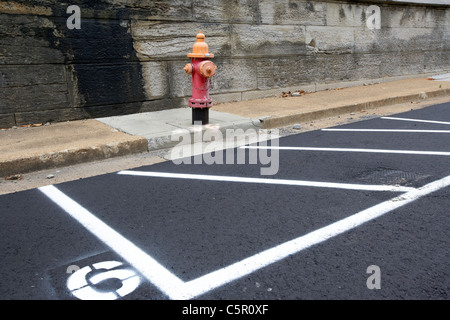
[{"left": 66, "top": 261, "right": 141, "bottom": 300}]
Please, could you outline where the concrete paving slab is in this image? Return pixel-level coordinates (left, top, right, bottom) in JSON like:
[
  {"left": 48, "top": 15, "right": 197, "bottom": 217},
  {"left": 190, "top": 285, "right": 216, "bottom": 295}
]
[
  {"left": 97, "top": 108, "right": 261, "bottom": 150},
  {"left": 97, "top": 108, "right": 257, "bottom": 136}
]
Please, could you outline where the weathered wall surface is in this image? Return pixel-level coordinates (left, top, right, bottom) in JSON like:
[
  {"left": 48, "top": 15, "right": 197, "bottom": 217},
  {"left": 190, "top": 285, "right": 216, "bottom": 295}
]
[{"left": 0, "top": 0, "right": 449, "bottom": 127}]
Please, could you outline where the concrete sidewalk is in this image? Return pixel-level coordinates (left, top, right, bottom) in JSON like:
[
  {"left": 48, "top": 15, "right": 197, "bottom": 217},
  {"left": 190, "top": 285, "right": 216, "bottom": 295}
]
[
  {"left": 214, "top": 76, "right": 450, "bottom": 128},
  {"left": 1, "top": 75, "right": 449, "bottom": 177}
]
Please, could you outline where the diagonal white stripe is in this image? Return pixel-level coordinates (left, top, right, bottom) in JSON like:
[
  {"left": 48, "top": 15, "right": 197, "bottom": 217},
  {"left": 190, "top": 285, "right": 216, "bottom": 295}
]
[
  {"left": 177, "top": 174, "right": 450, "bottom": 299},
  {"left": 118, "top": 170, "right": 415, "bottom": 192}
]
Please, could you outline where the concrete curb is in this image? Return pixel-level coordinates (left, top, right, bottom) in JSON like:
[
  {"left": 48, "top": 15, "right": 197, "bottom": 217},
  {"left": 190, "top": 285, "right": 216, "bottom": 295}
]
[
  {"left": 260, "top": 88, "right": 450, "bottom": 129},
  {"left": 1, "top": 138, "right": 148, "bottom": 177}
]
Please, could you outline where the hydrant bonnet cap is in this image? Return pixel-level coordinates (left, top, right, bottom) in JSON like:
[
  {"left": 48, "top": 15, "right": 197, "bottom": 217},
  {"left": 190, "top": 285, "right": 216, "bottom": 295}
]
[{"left": 187, "top": 30, "right": 214, "bottom": 58}]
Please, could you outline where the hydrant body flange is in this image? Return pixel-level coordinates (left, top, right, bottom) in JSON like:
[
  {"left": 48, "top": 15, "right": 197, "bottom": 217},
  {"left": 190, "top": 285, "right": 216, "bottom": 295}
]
[{"left": 183, "top": 31, "right": 217, "bottom": 125}]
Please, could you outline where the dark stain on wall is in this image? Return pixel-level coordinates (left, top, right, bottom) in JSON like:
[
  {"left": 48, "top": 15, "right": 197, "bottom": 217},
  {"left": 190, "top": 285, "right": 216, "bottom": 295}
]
[
  {"left": 305, "top": 1, "right": 315, "bottom": 12},
  {"left": 45, "top": 13, "right": 146, "bottom": 117}
]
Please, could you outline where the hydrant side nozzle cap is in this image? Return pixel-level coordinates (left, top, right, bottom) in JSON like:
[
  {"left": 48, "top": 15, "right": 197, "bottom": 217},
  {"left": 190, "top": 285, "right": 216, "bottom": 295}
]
[
  {"left": 183, "top": 63, "right": 193, "bottom": 75},
  {"left": 199, "top": 60, "right": 217, "bottom": 78},
  {"left": 187, "top": 30, "right": 214, "bottom": 58}
]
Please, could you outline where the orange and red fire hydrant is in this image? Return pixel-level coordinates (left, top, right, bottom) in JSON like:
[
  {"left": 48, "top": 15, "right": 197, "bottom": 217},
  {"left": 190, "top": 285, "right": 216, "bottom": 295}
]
[{"left": 183, "top": 31, "right": 217, "bottom": 125}]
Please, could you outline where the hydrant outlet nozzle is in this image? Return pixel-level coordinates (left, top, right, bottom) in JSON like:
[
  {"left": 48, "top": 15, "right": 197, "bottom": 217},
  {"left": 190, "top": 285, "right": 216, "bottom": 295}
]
[
  {"left": 200, "top": 61, "right": 217, "bottom": 78},
  {"left": 183, "top": 63, "right": 193, "bottom": 75}
]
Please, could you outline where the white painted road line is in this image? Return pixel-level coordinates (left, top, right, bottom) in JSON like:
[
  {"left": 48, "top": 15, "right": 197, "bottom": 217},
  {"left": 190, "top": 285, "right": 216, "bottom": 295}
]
[
  {"left": 381, "top": 116, "right": 450, "bottom": 126},
  {"left": 179, "top": 174, "right": 450, "bottom": 300},
  {"left": 241, "top": 146, "right": 450, "bottom": 157},
  {"left": 38, "top": 185, "right": 185, "bottom": 299},
  {"left": 322, "top": 129, "right": 450, "bottom": 133},
  {"left": 117, "top": 171, "right": 415, "bottom": 192},
  {"left": 39, "top": 174, "right": 450, "bottom": 300}
]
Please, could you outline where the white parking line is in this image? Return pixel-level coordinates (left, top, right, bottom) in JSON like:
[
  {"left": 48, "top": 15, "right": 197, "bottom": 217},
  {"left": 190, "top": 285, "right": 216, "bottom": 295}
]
[
  {"left": 117, "top": 171, "right": 415, "bottom": 192},
  {"left": 39, "top": 174, "right": 450, "bottom": 300},
  {"left": 322, "top": 129, "right": 450, "bottom": 133},
  {"left": 39, "top": 185, "right": 185, "bottom": 298},
  {"left": 381, "top": 117, "right": 450, "bottom": 126},
  {"left": 179, "top": 174, "right": 450, "bottom": 299},
  {"left": 241, "top": 146, "right": 450, "bottom": 157}
]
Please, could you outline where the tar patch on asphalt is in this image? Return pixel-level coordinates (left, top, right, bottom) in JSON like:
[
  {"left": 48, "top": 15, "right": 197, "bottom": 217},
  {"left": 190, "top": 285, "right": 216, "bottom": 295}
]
[
  {"left": 46, "top": 251, "right": 167, "bottom": 300},
  {"left": 354, "top": 167, "right": 434, "bottom": 187}
]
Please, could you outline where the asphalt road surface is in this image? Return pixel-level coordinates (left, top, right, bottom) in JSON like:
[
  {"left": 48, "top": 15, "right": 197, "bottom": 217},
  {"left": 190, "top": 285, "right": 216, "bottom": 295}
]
[{"left": 1, "top": 102, "right": 449, "bottom": 305}]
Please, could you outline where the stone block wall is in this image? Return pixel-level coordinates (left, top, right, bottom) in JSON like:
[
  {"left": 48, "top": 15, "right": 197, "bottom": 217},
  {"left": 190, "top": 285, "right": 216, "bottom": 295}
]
[{"left": 0, "top": 0, "right": 449, "bottom": 127}]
